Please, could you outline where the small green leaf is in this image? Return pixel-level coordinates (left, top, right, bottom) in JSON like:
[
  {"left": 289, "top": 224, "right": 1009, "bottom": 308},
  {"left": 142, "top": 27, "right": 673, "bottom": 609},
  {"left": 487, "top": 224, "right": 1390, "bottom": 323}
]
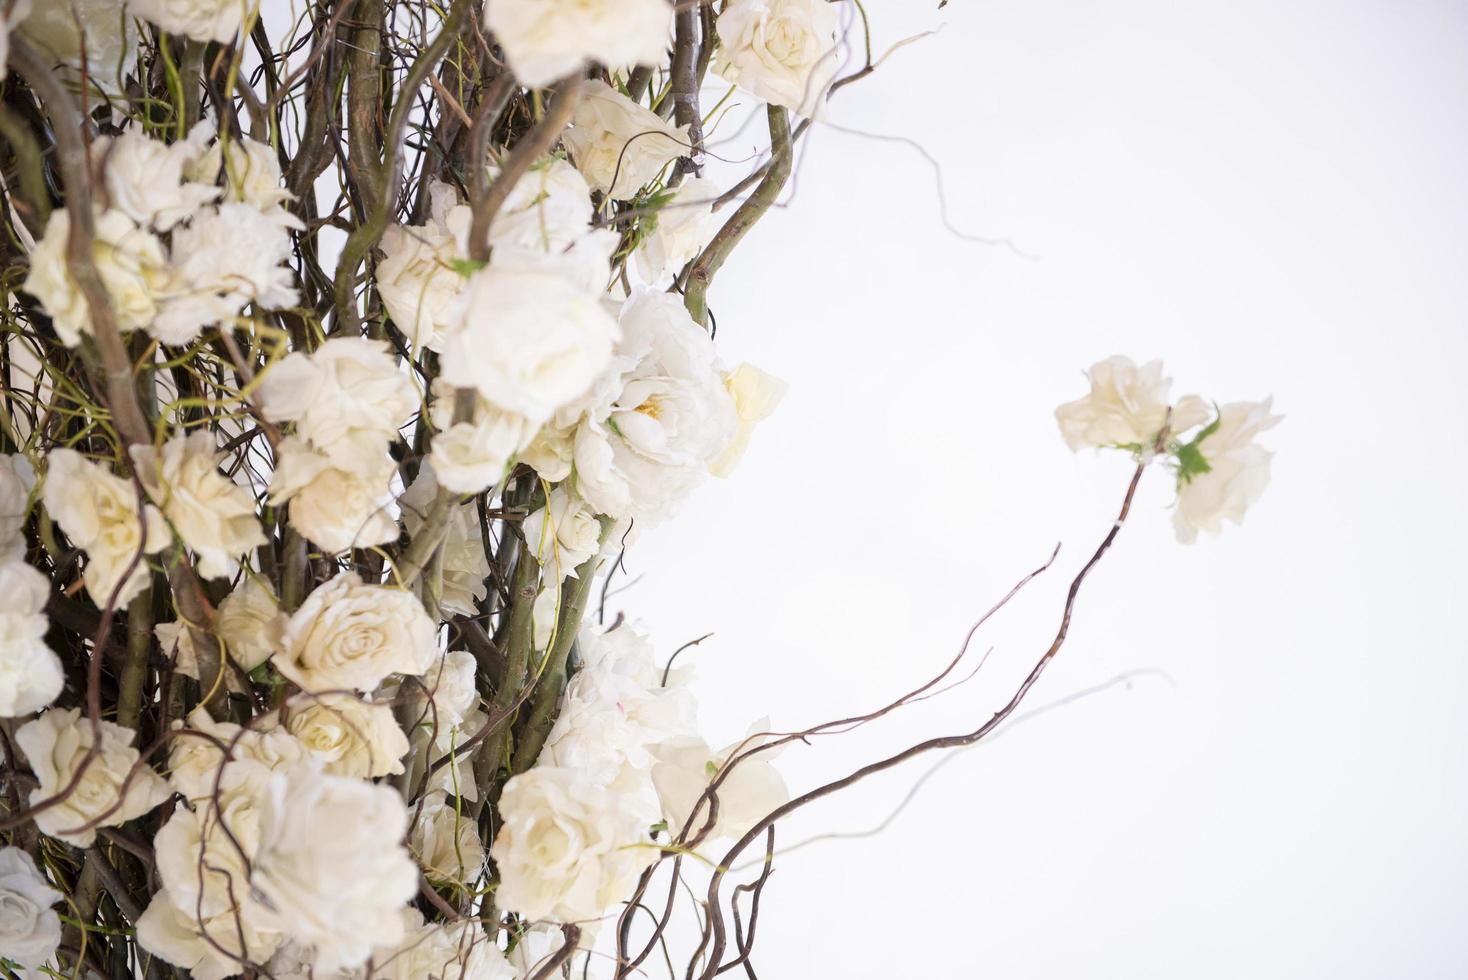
[
  {"left": 1174, "top": 411, "right": 1222, "bottom": 485},
  {"left": 449, "top": 257, "right": 486, "bottom": 278},
  {"left": 705, "top": 760, "right": 720, "bottom": 779}
]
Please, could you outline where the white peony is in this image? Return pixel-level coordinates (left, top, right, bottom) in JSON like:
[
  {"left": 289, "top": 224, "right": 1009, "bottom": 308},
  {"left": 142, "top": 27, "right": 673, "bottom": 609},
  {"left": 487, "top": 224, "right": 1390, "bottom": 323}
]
[
  {"left": 0, "top": 453, "right": 34, "bottom": 562},
  {"left": 1173, "top": 399, "right": 1282, "bottom": 543},
  {"left": 14, "top": 707, "right": 171, "bottom": 845},
  {"left": 409, "top": 791, "right": 485, "bottom": 886},
  {"left": 276, "top": 692, "right": 409, "bottom": 779},
  {"left": 251, "top": 763, "right": 420, "bottom": 972},
  {"left": 521, "top": 486, "right": 603, "bottom": 581},
  {"left": 563, "top": 80, "right": 689, "bottom": 200},
  {"left": 215, "top": 576, "right": 285, "bottom": 676},
  {"left": 652, "top": 728, "right": 789, "bottom": 843},
  {"left": 0, "top": 845, "right": 60, "bottom": 972},
  {"left": 130, "top": 430, "right": 266, "bottom": 580},
  {"left": 276, "top": 572, "right": 439, "bottom": 693},
  {"left": 91, "top": 123, "right": 218, "bottom": 231},
  {"left": 22, "top": 208, "right": 170, "bottom": 347},
  {"left": 258, "top": 338, "right": 418, "bottom": 460},
  {"left": 437, "top": 263, "right": 618, "bottom": 423},
  {"left": 709, "top": 362, "right": 787, "bottom": 477},
  {"left": 569, "top": 289, "right": 738, "bottom": 524},
  {"left": 635, "top": 176, "right": 724, "bottom": 284},
  {"left": 0, "top": 562, "right": 62, "bottom": 718},
  {"left": 400, "top": 464, "right": 491, "bottom": 618},
  {"left": 128, "top": 0, "right": 255, "bottom": 44},
  {"left": 485, "top": 0, "right": 672, "bottom": 89},
  {"left": 42, "top": 448, "right": 169, "bottom": 608},
  {"left": 491, "top": 766, "right": 659, "bottom": 922},
  {"left": 1055, "top": 356, "right": 1210, "bottom": 453},
  {"left": 715, "top": 0, "right": 840, "bottom": 117},
  {"left": 267, "top": 438, "right": 401, "bottom": 555}
]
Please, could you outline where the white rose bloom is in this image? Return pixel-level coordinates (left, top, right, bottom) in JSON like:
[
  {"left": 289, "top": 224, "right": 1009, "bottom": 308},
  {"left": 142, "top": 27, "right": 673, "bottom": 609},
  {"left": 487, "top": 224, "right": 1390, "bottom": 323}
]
[
  {"left": 128, "top": 0, "right": 253, "bottom": 44},
  {"left": 484, "top": 156, "right": 595, "bottom": 256},
  {"left": 251, "top": 763, "right": 420, "bottom": 972},
  {"left": 154, "top": 202, "right": 299, "bottom": 343},
  {"left": 563, "top": 81, "right": 689, "bottom": 199},
  {"left": 186, "top": 132, "right": 295, "bottom": 213},
  {"left": 400, "top": 464, "right": 491, "bottom": 618},
  {"left": 0, "top": 453, "right": 35, "bottom": 562},
  {"left": 216, "top": 576, "right": 285, "bottom": 676},
  {"left": 14, "top": 707, "right": 171, "bottom": 845},
  {"left": 571, "top": 289, "right": 738, "bottom": 524},
  {"left": 22, "top": 208, "right": 169, "bottom": 347},
  {"left": 91, "top": 123, "right": 218, "bottom": 231},
  {"left": 1055, "top": 356, "right": 1210, "bottom": 452},
  {"left": 1173, "top": 398, "right": 1282, "bottom": 543},
  {"left": 485, "top": 0, "right": 672, "bottom": 89},
  {"left": 156, "top": 618, "right": 261, "bottom": 695},
  {"left": 437, "top": 263, "right": 618, "bottom": 424},
  {"left": 409, "top": 791, "right": 485, "bottom": 886},
  {"left": 130, "top": 430, "right": 266, "bottom": 580},
  {"left": 165, "top": 706, "right": 307, "bottom": 803},
  {"left": 372, "top": 908, "right": 514, "bottom": 980},
  {"left": 520, "top": 422, "right": 576, "bottom": 482},
  {"left": 492, "top": 766, "right": 659, "bottom": 922},
  {"left": 423, "top": 706, "right": 486, "bottom": 802},
  {"left": 377, "top": 184, "right": 466, "bottom": 350},
  {"left": 277, "top": 572, "right": 439, "bottom": 693},
  {"left": 522, "top": 486, "right": 602, "bottom": 581},
  {"left": 652, "top": 727, "right": 788, "bottom": 843},
  {"left": 275, "top": 692, "right": 410, "bottom": 779},
  {"left": 0, "top": 562, "right": 63, "bottom": 717},
  {"left": 715, "top": 0, "right": 840, "bottom": 117},
  {"left": 258, "top": 338, "right": 418, "bottom": 460},
  {"left": 634, "top": 176, "right": 723, "bottom": 285},
  {"left": 709, "top": 362, "right": 787, "bottom": 477},
  {"left": 411, "top": 649, "right": 479, "bottom": 730},
  {"left": 0, "top": 2, "right": 33, "bottom": 80},
  {"left": 42, "top": 448, "right": 169, "bottom": 607},
  {"left": 136, "top": 887, "right": 278, "bottom": 980},
  {"left": 264, "top": 941, "right": 363, "bottom": 980},
  {"left": 267, "top": 438, "right": 401, "bottom": 555},
  {"left": 0, "top": 846, "right": 60, "bottom": 972},
  {"left": 17, "top": 0, "right": 139, "bottom": 100}
]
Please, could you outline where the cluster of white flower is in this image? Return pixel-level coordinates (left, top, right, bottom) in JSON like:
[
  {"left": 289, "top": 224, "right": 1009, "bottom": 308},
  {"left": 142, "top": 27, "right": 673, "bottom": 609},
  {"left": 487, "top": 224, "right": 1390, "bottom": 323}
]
[{"left": 1056, "top": 355, "right": 1281, "bottom": 541}]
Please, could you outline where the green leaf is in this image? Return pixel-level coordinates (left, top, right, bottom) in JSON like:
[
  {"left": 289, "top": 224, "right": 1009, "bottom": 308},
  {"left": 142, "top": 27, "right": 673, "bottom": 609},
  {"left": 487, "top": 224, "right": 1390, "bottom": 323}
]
[
  {"left": 705, "top": 760, "right": 721, "bottom": 779},
  {"left": 449, "top": 257, "right": 486, "bottom": 278},
  {"left": 1174, "top": 411, "right": 1222, "bottom": 485}
]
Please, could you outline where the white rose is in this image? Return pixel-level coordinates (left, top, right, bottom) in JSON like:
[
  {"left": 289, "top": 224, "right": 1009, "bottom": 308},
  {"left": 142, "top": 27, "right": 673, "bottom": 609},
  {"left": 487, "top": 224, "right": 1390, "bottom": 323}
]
[
  {"left": 563, "top": 81, "right": 689, "bottom": 200},
  {"left": 91, "top": 123, "right": 218, "bottom": 231},
  {"left": 127, "top": 0, "right": 252, "bottom": 44},
  {"left": 166, "top": 706, "right": 308, "bottom": 802},
  {"left": 0, "top": 562, "right": 62, "bottom": 718},
  {"left": 491, "top": 766, "right": 658, "bottom": 922},
  {"left": 277, "top": 572, "right": 439, "bottom": 693},
  {"left": 715, "top": 0, "right": 840, "bottom": 117},
  {"left": 413, "top": 649, "right": 479, "bottom": 729},
  {"left": 571, "top": 289, "right": 738, "bottom": 524},
  {"left": 14, "top": 707, "right": 171, "bottom": 845},
  {"left": 186, "top": 131, "right": 295, "bottom": 213},
  {"left": 1173, "top": 398, "right": 1282, "bottom": 543},
  {"left": 709, "top": 362, "right": 787, "bottom": 477},
  {"left": 652, "top": 727, "right": 788, "bottom": 843},
  {"left": 485, "top": 0, "right": 672, "bottom": 89},
  {"left": 423, "top": 706, "right": 486, "bottom": 803},
  {"left": 400, "top": 464, "right": 491, "bottom": 618},
  {"left": 136, "top": 887, "right": 278, "bottom": 980},
  {"left": 257, "top": 338, "right": 418, "bottom": 460},
  {"left": 216, "top": 576, "right": 285, "bottom": 675},
  {"left": 130, "top": 430, "right": 266, "bottom": 580},
  {"left": 634, "top": 176, "right": 724, "bottom": 285},
  {"left": 0, "top": 453, "right": 35, "bottom": 562},
  {"left": 251, "top": 763, "right": 420, "bottom": 972},
  {"left": 41, "top": 448, "right": 169, "bottom": 608},
  {"left": 437, "top": 263, "right": 618, "bottom": 424},
  {"left": 483, "top": 156, "right": 595, "bottom": 256},
  {"left": 1055, "top": 356, "right": 1211, "bottom": 452},
  {"left": 371, "top": 908, "right": 513, "bottom": 980},
  {"left": 276, "top": 692, "right": 409, "bottom": 779},
  {"left": 522, "top": 486, "right": 603, "bottom": 581},
  {"left": 22, "top": 208, "right": 169, "bottom": 347},
  {"left": 377, "top": 183, "right": 466, "bottom": 350},
  {"left": 17, "top": 0, "right": 139, "bottom": 99},
  {"left": 267, "top": 437, "right": 401, "bottom": 555},
  {"left": 0, "top": 846, "right": 61, "bottom": 971},
  {"left": 409, "top": 791, "right": 485, "bottom": 886}
]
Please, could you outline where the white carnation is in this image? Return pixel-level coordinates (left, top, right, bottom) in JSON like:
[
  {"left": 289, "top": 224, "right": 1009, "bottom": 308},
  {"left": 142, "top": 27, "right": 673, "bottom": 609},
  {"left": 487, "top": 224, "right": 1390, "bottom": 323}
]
[
  {"left": 484, "top": 156, "right": 595, "bottom": 256},
  {"left": 0, "top": 846, "right": 61, "bottom": 972},
  {"left": 377, "top": 185, "right": 465, "bottom": 350},
  {"left": 267, "top": 437, "right": 401, "bottom": 555},
  {"left": 563, "top": 80, "right": 688, "bottom": 199},
  {"left": 715, "top": 0, "right": 840, "bottom": 117},
  {"left": 485, "top": 0, "right": 672, "bottom": 88},
  {"left": 371, "top": 909, "right": 514, "bottom": 980},
  {"left": 1173, "top": 399, "right": 1282, "bottom": 543},
  {"left": 14, "top": 707, "right": 171, "bottom": 845},
  {"left": 186, "top": 132, "right": 296, "bottom": 213},
  {"left": 258, "top": 338, "right": 418, "bottom": 460},
  {"left": 276, "top": 572, "right": 439, "bottom": 693},
  {"left": 0, "top": 562, "right": 62, "bottom": 718},
  {"left": 423, "top": 706, "right": 486, "bottom": 803},
  {"left": 91, "top": 123, "right": 218, "bottom": 231}
]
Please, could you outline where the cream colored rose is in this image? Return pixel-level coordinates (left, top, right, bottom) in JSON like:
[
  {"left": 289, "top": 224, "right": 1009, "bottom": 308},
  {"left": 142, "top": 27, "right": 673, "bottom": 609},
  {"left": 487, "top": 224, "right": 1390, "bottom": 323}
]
[
  {"left": 1055, "top": 355, "right": 1210, "bottom": 452},
  {"left": 41, "top": 448, "right": 169, "bottom": 608},
  {"left": 1173, "top": 398, "right": 1281, "bottom": 543},
  {"left": 22, "top": 208, "right": 170, "bottom": 347},
  {"left": 166, "top": 706, "right": 308, "bottom": 802},
  {"left": 0, "top": 561, "right": 63, "bottom": 717},
  {"left": 267, "top": 438, "right": 401, "bottom": 555},
  {"left": 372, "top": 910, "right": 513, "bottom": 980},
  {"left": 216, "top": 576, "right": 285, "bottom": 675},
  {"left": 522, "top": 486, "right": 602, "bottom": 581},
  {"left": 15, "top": 707, "right": 171, "bottom": 845},
  {"left": 485, "top": 0, "right": 672, "bottom": 88},
  {"left": 652, "top": 728, "right": 788, "bottom": 842},
  {"left": 635, "top": 176, "right": 723, "bottom": 285},
  {"left": 563, "top": 80, "right": 689, "bottom": 199},
  {"left": 257, "top": 338, "right": 418, "bottom": 461},
  {"left": 409, "top": 791, "right": 485, "bottom": 885},
  {"left": 128, "top": 0, "right": 253, "bottom": 44},
  {"left": 0, "top": 845, "right": 61, "bottom": 972},
  {"left": 491, "top": 766, "right": 658, "bottom": 921},
  {"left": 0, "top": 453, "right": 34, "bottom": 562},
  {"left": 136, "top": 887, "right": 279, "bottom": 980},
  {"left": 709, "top": 362, "right": 787, "bottom": 478},
  {"left": 378, "top": 219, "right": 464, "bottom": 350},
  {"left": 275, "top": 693, "right": 409, "bottom": 779},
  {"left": 277, "top": 572, "right": 439, "bottom": 693},
  {"left": 131, "top": 430, "right": 266, "bottom": 580},
  {"left": 715, "top": 0, "right": 840, "bottom": 117}
]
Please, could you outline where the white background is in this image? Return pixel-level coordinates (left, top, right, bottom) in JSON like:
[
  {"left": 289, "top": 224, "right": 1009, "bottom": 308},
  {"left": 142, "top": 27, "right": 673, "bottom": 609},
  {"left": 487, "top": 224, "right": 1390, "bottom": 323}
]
[{"left": 620, "top": 1, "right": 1468, "bottom": 977}]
